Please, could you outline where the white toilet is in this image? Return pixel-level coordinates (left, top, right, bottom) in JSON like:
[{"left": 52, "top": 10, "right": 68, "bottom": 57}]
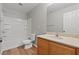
[{"left": 23, "top": 34, "right": 36, "bottom": 49}]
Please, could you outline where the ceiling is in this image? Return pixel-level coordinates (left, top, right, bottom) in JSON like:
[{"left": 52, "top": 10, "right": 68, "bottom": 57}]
[
  {"left": 2, "top": 3, "right": 39, "bottom": 14},
  {"left": 2, "top": 3, "right": 77, "bottom": 14},
  {"left": 48, "top": 3, "right": 76, "bottom": 13}
]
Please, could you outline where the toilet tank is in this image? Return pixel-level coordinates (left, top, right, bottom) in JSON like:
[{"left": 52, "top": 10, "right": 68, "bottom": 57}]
[{"left": 31, "top": 34, "right": 36, "bottom": 40}]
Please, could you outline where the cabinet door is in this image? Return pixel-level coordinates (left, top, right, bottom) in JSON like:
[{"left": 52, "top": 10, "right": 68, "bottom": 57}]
[
  {"left": 49, "top": 41, "right": 75, "bottom": 55},
  {"left": 37, "top": 37, "right": 48, "bottom": 55}
]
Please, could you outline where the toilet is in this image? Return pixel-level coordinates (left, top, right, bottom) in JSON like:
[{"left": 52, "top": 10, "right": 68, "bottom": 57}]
[{"left": 23, "top": 34, "right": 36, "bottom": 49}]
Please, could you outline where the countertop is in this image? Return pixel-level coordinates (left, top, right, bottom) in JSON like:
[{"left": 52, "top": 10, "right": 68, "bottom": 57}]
[{"left": 37, "top": 34, "right": 79, "bottom": 48}]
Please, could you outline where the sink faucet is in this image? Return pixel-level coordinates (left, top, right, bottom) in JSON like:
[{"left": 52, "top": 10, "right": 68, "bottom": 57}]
[
  {"left": 55, "top": 32, "right": 63, "bottom": 39},
  {"left": 56, "top": 33, "right": 59, "bottom": 37}
]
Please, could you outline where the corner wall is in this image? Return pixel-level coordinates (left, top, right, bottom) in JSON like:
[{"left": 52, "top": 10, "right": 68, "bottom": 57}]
[{"left": 27, "top": 4, "right": 47, "bottom": 34}]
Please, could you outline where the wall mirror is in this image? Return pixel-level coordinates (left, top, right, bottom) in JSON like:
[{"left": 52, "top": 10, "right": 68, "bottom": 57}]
[{"left": 47, "top": 3, "right": 79, "bottom": 33}]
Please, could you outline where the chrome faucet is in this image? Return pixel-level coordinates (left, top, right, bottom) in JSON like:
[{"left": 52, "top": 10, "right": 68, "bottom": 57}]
[{"left": 56, "top": 32, "right": 59, "bottom": 37}]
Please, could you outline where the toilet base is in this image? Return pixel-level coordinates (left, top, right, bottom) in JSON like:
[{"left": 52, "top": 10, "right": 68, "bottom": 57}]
[{"left": 24, "top": 43, "right": 32, "bottom": 49}]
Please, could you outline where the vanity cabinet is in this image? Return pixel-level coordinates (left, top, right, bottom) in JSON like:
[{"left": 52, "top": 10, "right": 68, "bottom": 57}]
[
  {"left": 37, "top": 37, "right": 48, "bottom": 55},
  {"left": 37, "top": 37, "right": 79, "bottom": 55},
  {"left": 49, "top": 41, "right": 75, "bottom": 55}
]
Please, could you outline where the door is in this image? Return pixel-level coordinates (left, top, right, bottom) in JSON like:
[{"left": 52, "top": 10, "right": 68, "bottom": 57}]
[{"left": 1, "top": 16, "right": 27, "bottom": 51}]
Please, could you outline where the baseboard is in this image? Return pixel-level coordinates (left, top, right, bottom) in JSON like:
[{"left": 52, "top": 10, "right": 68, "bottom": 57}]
[{"left": 1, "top": 43, "right": 23, "bottom": 53}]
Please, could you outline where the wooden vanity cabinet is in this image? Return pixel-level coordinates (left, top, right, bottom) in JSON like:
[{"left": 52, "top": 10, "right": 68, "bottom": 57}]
[
  {"left": 37, "top": 37, "right": 79, "bottom": 55},
  {"left": 48, "top": 41, "right": 75, "bottom": 55},
  {"left": 37, "top": 37, "right": 48, "bottom": 55}
]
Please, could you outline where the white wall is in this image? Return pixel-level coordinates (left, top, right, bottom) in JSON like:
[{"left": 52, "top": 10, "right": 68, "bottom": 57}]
[
  {"left": 27, "top": 4, "right": 47, "bottom": 34},
  {"left": 27, "top": 18, "right": 32, "bottom": 35},
  {"left": 0, "top": 3, "right": 2, "bottom": 53},
  {"left": 0, "top": 4, "right": 2, "bottom": 17},
  {"left": 0, "top": 3, "right": 2, "bottom": 30},
  {"left": 0, "top": 4, "right": 1, "bottom": 34},
  {"left": 3, "top": 8, "right": 27, "bottom": 20},
  {"left": 47, "top": 4, "right": 79, "bottom": 32}
]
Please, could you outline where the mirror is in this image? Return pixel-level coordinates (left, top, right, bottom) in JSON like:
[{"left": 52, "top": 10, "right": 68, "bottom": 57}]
[
  {"left": 47, "top": 3, "right": 79, "bottom": 33},
  {"left": 63, "top": 9, "right": 79, "bottom": 33}
]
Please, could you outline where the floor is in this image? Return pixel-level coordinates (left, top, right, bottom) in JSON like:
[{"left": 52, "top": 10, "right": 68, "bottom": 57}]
[{"left": 2, "top": 46, "right": 37, "bottom": 55}]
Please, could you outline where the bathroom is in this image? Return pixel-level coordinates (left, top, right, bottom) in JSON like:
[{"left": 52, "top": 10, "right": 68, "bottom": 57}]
[{"left": 0, "top": 3, "right": 79, "bottom": 55}]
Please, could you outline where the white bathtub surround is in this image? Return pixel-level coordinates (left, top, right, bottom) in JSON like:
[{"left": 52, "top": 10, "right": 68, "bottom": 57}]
[{"left": 1, "top": 16, "right": 27, "bottom": 51}]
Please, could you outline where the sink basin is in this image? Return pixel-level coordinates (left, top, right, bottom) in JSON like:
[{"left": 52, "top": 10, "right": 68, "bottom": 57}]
[
  {"left": 43, "top": 34, "right": 58, "bottom": 39},
  {"left": 42, "top": 34, "right": 64, "bottom": 40}
]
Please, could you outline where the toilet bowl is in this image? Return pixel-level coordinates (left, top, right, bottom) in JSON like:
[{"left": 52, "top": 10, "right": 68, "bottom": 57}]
[
  {"left": 23, "top": 34, "right": 36, "bottom": 49},
  {"left": 23, "top": 40, "right": 32, "bottom": 49}
]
